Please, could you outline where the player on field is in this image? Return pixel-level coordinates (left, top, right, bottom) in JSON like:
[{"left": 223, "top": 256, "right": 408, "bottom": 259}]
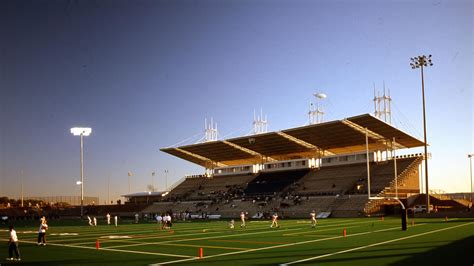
[
  {"left": 93, "top": 217, "right": 97, "bottom": 226},
  {"left": 37, "top": 218, "right": 48, "bottom": 245},
  {"left": 7, "top": 225, "right": 21, "bottom": 261},
  {"left": 310, "top": 210, "right": 317, "bottom": 228},
  {"left": 229, "top": 219, "right": 235, "bottom": 229},
  {"left": 270, "top": 213, "right": 279, "bottom": 228},
  {"left": 87, "top": 216, "right": 93, "bottom": 226},
  {"left": 155, "top": 214, "right": 163, "bottom": 229},
  {"left": 114, "top": 215, "right": 118, "bottom": 227},
  {"left": 240, "top": 212, "right": 246, "bottom": 228},
  {"left": 106, "top": 213, "right": 111, "bottom": 225}
]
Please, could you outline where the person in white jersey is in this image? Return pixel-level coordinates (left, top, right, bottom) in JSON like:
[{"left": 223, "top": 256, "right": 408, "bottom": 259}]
[
  {"left": 310, "top": 210, "right": 317, "bottom": 228},
  {"left": 240, "top": 212, "right": 246, "bottom": 228},
  {"left": 270, "top": 213, "right": 279, "bottom": 228},
  {"left": 7, "top": 225, "right": 21, "bottom": 261},
  {"left": 37, "top": 218, "right": 48, "bottom": 245}
]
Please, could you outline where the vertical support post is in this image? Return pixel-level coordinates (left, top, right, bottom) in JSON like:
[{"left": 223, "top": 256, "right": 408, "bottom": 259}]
[
  {"left": 20, "top": 170, "right": 24, "bottom": 208},
  {"left": 151, "top": 172, "right": 155, "bottom": 192},
  {"left": 80, "top": 133, "right": 84, "bottom": 219},
  {"left": 393, "top": 137, "right": 398, "bottom": 199},
  {"left": 469, "top": 154, "right": 473, "bottom": 205},
  {"left": 165, "top": 169, "right": 169, "bottom": 191},
  {"left": 401, "top": 207, "right": 407, "bottom": 231},
  {"left": 107, "top": 175, "right": 110, "bottom": 205},
  {"left": 420, "top": 65, "right": 430, "bottom": 213},
  {"left": 366, "top": 128, "right": 371, "bottom": 198}
]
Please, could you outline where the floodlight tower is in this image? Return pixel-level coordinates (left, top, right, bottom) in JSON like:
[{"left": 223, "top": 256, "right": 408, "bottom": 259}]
[
  {"left": 204, "top": 118, "right": 218, "bottom": 142},
  {"left": 309, "top": 93, "right": 326, "bottom": 124},
  {"left": 410, "top": 54, "right": 433, "bottom": 213},
  {"left": 373, "top": 83, "right": 392, "bottom": 124},
  {"left": 253, "top": 109, "right": 268, "bottom": 134},
  {"left": 70, "top": 127, "right": 92, "bottom": 219}
]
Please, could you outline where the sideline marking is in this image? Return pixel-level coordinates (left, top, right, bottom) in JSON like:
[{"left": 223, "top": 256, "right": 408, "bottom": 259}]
[
  {"left": 159, "top": 242, "right": 249, "bottom": 251},
  {"left": 281, "top": 221, "right": 474, "bottom": 265},
  {"left": 283, "top": 224, "right": 362, "bottom": 236},
  {"left": 210, "top": 239, "right": 289, "bottom": 245},
  {"left": 100, "top": 235, "right": 132, "bottom": 239}
]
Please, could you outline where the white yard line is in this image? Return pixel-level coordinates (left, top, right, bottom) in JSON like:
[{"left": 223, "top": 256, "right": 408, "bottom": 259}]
[
  {"left": 151, "top": 223, "right": 425, "bottom": 265},
  {"left": 15, "top": 239, "right": 193, "bottom": 258},
  {"left": 105, "top": 219, "right": 383, "bottom": 249},
  {"left": 106, "top": 227, "right": 304, "bottom": 249},
  {"left": 281, "top": 221, "right": 473, "bottom": 265}
]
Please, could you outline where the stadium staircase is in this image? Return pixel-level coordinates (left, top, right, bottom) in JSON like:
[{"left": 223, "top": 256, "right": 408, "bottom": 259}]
[{"left": 364, "top": 156, "right": 423, "bottom": 215}]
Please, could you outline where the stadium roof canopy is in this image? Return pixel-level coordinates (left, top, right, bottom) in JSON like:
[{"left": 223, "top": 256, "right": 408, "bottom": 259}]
[{"left": 161, "top": 114, "right": 424, "bottom": 168}]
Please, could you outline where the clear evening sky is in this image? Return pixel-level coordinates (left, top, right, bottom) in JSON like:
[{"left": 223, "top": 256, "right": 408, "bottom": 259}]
[{"left": 0, "top": 0, "right": 472, "bottom": 203}]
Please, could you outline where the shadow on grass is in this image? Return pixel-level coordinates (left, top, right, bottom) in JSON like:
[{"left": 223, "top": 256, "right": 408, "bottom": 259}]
[
  {"left": 187, "top": 236, "right": 474, "bottom": 265},
  {"left": 388, "top": 235, "right": 474, "bottom": 266}
]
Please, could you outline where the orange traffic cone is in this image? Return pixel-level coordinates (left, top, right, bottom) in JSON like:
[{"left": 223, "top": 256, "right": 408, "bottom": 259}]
[
  {"left": 199, "top": 247, "right": 203, "bottom": 258},
  {"left": 343, "top": 228, "right": 347, "bottom": 237},
  {"left": 96, "top": 239, "right": 100, "bottom": 249}
]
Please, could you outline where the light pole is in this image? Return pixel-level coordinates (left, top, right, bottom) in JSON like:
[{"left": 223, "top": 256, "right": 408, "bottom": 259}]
[
  {"left": 71, "top": 127, "right": 92, "bottom": 219},
  {"left": 151, "top": 171, "right": 156, "bottom": 192},
  {"left": 76, "top": 181, "right": 82, "bottom": 206},
  {"left": 469, "top": 154, "right": 473, "bottom": 204},
  {"left": 410, "top": 55, "right": 433, "bottom": 213},
  {"left": 20, "top": 169, "right": 24, "bottom": 208},
  {"left": 164, "top": 169, "right": 169, "bottom": 191},
  {"left": 127, "top": 171, "right": 132, "bottom": 194}
]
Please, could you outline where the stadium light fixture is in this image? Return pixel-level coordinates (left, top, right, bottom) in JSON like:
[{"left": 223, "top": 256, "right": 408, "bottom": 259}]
[
  {"left": 410, "top": 55, "right": 433, "bottom": 213},
  {"left": 70, "top": 127, "right": 92, "bottom": 219},
  {"left": 469, "top": 154, "right": 473, "bottom": 204}
]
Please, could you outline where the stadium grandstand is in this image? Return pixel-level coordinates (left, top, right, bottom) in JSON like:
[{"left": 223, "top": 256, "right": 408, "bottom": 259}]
[{"left": 136, "top": 113, "right": 441, "bottom": 219}]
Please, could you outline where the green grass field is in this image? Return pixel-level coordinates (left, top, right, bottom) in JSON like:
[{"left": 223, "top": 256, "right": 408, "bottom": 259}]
[{"left": 1, "top": 217, "right": 473, "bottom": 265}]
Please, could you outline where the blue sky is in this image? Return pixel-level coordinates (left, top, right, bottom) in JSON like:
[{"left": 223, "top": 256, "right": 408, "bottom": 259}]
[{"left": 0, "top": 0, "right": 472, "bottom": 203}]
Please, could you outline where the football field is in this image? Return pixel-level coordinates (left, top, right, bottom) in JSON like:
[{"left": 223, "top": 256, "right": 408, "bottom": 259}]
[{"left": 2, "top": 217, "right": 473, "bottom": 265}]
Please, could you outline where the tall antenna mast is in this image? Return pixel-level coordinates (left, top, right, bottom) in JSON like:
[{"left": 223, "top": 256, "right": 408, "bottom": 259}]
[
  {"left": 373, "top": 82, "right": 392, "bottom": 124},
  {"left": 253, "top": 109, "right": 268, "bottom": 134},
  {"left": 204, "top": 117, "right": 218, "bottom": 142},
  {"left": 309, "top": 92, "right": 326, "bottom": 124}
]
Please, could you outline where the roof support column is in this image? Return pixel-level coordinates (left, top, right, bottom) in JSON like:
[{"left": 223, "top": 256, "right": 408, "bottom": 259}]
[
  {"left": 393, "top": 137, "right": 398, "bottom": 199},
  {"left": 366, "top": 128, "right": 371, "bottom": 199}
]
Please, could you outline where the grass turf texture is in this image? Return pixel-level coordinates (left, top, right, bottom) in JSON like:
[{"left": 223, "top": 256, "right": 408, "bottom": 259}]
[{"left": 1, "top": 217, "right": 473, "bottom": 265}]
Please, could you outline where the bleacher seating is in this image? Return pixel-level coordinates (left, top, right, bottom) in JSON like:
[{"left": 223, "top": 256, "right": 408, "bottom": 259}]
[
  {"left": 166, "top": 176, "right": 207, "bottom": 198},
  {"left": 187, "top": 174, "right": 256, "bottom": 200},
  {"left": 244, "top": 169, "right": 309, "bottom": 195},
  {"left": 293, "top": 163, "right": 367, "bottom": 196}
]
